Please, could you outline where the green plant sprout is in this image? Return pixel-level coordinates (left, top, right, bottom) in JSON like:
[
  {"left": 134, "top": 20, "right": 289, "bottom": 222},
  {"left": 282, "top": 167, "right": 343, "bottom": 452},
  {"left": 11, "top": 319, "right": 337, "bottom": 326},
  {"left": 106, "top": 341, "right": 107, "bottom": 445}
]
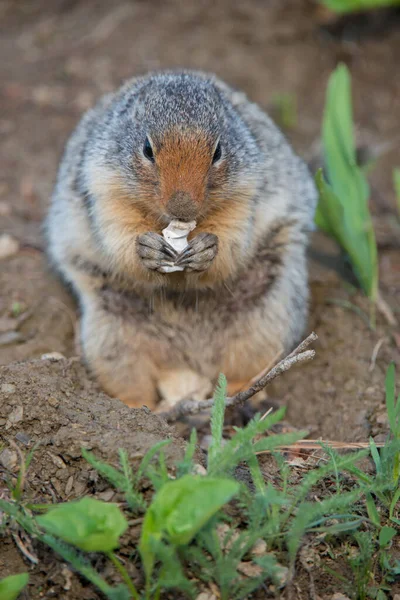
[
  {"left": 315, "top": 64, "right": 378, "bottom": 320},
  {"left": 270, "top": 92, "right": 297, "bottom": 130},
  {"left": 319, "top": 0, "right": 400, "bottom": 13},
  {"left": 0, "top": 573, "right": 29, "bottom": 600}
]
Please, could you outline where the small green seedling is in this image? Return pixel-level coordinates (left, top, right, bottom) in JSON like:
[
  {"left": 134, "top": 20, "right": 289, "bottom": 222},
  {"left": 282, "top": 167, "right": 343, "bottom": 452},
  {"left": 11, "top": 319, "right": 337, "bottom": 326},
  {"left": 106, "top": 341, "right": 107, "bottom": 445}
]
[
  {"left": 37, "top": 497, "right": 128, "bottom": 552},
  {"left": 315, "top": 64, "right": 378, "bottom": 313},
  {"left": 271, "top": 92, "right": 297, "bottom": 130},
  {"left": 10, "top": 302, "right": 24, "bottom": 318},
  {"left": 139, "top": 474, "right": 239, "bottom": 581},
  {"left": 0, "top": 573, "right": 29, "bottom": 600}
]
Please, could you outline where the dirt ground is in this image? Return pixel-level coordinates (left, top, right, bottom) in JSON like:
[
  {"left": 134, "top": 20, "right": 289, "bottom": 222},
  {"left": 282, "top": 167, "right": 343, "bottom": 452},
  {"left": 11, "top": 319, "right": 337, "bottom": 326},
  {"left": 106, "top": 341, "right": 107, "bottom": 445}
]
[{"left": 1, "top": 1, "right": 400, "bottom": 598}]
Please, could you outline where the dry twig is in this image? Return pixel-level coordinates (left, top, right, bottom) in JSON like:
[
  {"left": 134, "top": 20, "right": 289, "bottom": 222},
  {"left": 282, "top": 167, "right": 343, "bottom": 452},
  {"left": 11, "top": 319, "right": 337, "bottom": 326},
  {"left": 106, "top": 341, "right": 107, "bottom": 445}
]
[
  {"left": 256, "top": 439, "right": 383, "bottom": 456},
  {"left": 161, "top": 332, "right": 318, "bottom": 421},
  {"left": 12, "top": 531, "right": 38, "bottom": 565}
]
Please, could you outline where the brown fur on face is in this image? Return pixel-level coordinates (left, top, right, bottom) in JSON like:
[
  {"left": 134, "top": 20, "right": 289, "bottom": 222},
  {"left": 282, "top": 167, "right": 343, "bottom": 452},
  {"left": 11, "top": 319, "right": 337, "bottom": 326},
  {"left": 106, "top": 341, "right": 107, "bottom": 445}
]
[
  {"left": 86, "top": 161, "right": 258, "bottom": 289},
  {"left": 155, "top": 130, "right": 213, "bottom": 218}
]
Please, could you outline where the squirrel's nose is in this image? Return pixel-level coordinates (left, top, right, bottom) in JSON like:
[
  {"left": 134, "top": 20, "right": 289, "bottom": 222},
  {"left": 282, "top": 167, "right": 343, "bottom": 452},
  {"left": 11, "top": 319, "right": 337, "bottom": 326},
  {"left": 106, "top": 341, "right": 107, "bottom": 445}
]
[{"left": 166, "top": 191, "right": 198, "bottom": 222}]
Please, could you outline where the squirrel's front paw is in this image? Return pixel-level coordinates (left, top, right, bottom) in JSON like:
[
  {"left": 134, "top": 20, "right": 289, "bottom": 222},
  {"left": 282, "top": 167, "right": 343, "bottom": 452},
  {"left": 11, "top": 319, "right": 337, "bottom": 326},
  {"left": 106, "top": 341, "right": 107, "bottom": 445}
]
[
  {"left": 175, "top": 233, "right": 218, "bottom": 272},
  {"left": 136, "top": 232, "right": 178, "bottom": 272}
]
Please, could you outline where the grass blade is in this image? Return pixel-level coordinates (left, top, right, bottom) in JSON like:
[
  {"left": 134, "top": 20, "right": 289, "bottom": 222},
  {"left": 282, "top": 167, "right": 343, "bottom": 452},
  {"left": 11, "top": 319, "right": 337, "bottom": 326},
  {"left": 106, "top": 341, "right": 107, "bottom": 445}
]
[{"left": 208, "top": 374, "right": 228, "bottom": 473}]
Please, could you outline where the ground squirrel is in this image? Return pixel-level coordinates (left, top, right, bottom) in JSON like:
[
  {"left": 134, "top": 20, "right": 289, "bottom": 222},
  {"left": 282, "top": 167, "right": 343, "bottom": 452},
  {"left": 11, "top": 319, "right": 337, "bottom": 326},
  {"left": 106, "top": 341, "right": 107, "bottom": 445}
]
[{"left": 46, "top": 70, "right": 317, "bottom": 410}]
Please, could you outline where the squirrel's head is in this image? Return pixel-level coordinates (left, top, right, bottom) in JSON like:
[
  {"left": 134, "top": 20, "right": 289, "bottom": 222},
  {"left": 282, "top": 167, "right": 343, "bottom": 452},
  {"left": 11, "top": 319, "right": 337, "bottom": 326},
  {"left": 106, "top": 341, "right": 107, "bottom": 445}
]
[
  {"left": 132, "top": 73, "right": 226, "bottom": 223},
  {"left": 85, "top": 71, "right": 260, "bottom": 228},
  {"left": 82, "top": 71, "right": 263, "bottom": 286}
]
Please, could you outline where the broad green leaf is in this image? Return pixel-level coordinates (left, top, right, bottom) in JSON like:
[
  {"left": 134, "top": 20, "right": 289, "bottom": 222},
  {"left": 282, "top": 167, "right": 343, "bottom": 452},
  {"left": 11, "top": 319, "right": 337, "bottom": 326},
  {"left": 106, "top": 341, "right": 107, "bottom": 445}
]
[
  {"left": 315, "top": 64, "right": 378, "bottom": 301},
  {"left": 37, "top": 497, "right": 127, "bottom": 552},
  {"left": 139, "top": 475, "right": 239, "bottom": 578},
  {"left": 0, "top": 574, "right": 29, "bottom": 600},
  {"left": 314, "top": 170, "right": 346, "bottom": 241},
  {"left": 379, "top": 525, "right": 397, "bottom": 548}
]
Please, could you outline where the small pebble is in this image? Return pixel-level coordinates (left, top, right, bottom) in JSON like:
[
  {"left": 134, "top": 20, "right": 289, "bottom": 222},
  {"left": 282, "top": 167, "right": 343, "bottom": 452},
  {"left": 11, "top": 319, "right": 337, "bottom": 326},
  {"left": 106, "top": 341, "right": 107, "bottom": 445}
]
[
  {"left": 237, "top": 561, "right": 263, "bottom": 577},
  {"left": 195, "top": 593, "right": 217, "bottom": 600},
  {"left": 192, "top": 463, "right": 207, "bottom": 475},
  {"left": 41, "top": 352, "right": 66, "bottom": 361},
  {"left": 1, "top": 383, "right": 16, "bottom": 394},
  {"left": 15, "top": 432, "right": 31, "bottom": 445},
  {"left": 48, "top": 453, "right": 67, "bottom": 469},
  {"left": 47, "top": 397, "right": 60, "bottom": 407},
  {"left": 0, "top": 234, "right": 19, "bottom": 259},
  {"left": 0, "top": 448, "right": 18, "bottom": 470},
  {"left": 65, "top": 475, "right": 74, "bottom": 495},
  {"left": 251, "top": 538, "right": 267, "bottom": 556},
  {"left": 98, "top": 488, "right": 115, "bottom": 502},
  {"left": 7, "top": 405, "right": 23, "bottom": 424}
]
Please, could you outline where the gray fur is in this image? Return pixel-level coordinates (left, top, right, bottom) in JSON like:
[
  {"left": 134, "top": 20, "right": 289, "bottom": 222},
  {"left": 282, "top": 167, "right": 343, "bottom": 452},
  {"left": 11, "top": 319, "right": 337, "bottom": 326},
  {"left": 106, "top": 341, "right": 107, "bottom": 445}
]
[{"left": 46, "top": 70, "right": 317, "bottom": 408}]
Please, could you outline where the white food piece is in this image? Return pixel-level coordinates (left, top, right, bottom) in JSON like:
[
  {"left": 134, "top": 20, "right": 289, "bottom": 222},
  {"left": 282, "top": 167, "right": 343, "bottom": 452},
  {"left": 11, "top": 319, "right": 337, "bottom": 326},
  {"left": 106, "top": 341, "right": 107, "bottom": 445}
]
[{"left": 160, "top": 219, "right": 196, "bottom": 273}]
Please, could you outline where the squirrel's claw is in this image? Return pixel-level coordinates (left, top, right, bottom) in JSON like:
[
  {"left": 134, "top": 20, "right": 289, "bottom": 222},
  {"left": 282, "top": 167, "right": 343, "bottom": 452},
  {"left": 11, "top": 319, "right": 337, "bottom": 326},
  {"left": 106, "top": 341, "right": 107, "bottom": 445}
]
[
  {"left": 175, "top": 232, "right": 218, "bottom": 271},
  {"left": 137, "top": 232, "right": 178, "bottom": 259},
  {"left": 137, "top": 232, "right": 178, "bottom": 271},
  {"left": 175, "top": 232, "right": 218, "bottom": 266}
]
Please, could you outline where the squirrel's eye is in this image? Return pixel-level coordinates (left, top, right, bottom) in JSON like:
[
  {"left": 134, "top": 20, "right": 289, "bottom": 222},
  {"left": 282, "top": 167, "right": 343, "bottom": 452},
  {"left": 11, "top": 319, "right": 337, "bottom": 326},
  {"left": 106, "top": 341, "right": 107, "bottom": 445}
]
[
  {"left": 212, "top": 141, "right": 222, "bottom": 164},
  {"left": 143, "top": 137, "right": 154, "bottom": 162}
]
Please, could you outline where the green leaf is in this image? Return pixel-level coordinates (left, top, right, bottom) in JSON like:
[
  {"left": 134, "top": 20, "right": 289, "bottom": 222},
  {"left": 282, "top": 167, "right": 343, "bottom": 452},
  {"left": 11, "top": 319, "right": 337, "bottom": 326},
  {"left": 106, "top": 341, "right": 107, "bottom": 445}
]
[
  {"left": 176, "top": 428, "right": 197, "bottom": 477},
  {"left": 314, "top": 170, "right": 346, "bottom": 241},
  {"left": 82, "top": 449, "right": 126, "bottom": 489},
  {"left": 105, "top": 585, "right": 133, "bottom": 600},
  {"left": 379, "top": 526, "right": 397, "bottom": 548},
  {"left": 365, "top": 492, "right": 380, "bottom": 527},
  {"left": 320, "top": 0, "right": 400, "bottom": 15},
  {"left": 139, "top": 474, "right": 239, "bottom": 579},
  {"left": 309, "top": 518, "right": 364, "bottom": 535},
  {"left": 288, "top": 490, "right": 361, "bottom": 560},
  {"left": 207, "top": 407, "right": 294, "bottom": 477},
  {"left": 135, "top": 440, "right": 172, "bottom": 483},
  {"left": 389, "top": 486, "right": 400, "bottom": 520},
  {"left": 37, "top": 497, "right": 128, "bottom": 552},
  {"left": 0, "top": 574, "right": 29, "bottom": 600},
  {"left": 208, "top": 374, "right": 227, "bottom": 473},
  {"left": 369, "top": 437, "right": 382, "bottom": 473},
  {"left": 385, "top": 363, "right": 398, "bottom": 437},
  {"left": 315, "top": 64, "right": 378, "bottom": 301}
]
